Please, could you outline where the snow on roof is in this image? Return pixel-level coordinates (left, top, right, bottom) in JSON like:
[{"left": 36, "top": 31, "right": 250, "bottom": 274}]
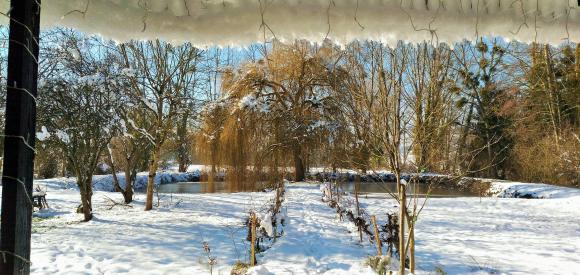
[{"left": 2, "top": 0, "right": 580, "bottom": 45}]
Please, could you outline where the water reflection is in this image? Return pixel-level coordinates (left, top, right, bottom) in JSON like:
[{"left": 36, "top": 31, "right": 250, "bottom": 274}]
[
  {"left": 158, "top": 181, "right": 479, "bottom": 197},
  {"left": 157, "top": 181, "right": 270, "bottom": 194},
  {"left": 338, "top": 182, "right": 479, "bottom": 198}
]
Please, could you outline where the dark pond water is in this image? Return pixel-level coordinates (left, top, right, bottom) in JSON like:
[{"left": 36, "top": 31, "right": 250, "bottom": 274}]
[
  {"left": 157, "top": 181, "right": 271, "bottom": 194},
  {"left": 338, "top": 182, "right": 479, "bottom": 198},
  {"left": 158, "top": 181, "right": 479, "bottom": 197}
]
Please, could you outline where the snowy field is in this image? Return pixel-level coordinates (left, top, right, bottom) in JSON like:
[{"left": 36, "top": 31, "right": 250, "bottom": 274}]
[{"left": 1, "top": 180, "right": 579, "bottom": 274}]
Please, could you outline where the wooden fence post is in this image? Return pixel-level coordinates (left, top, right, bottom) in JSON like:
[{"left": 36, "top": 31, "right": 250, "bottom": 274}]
[
  {"left": 0, "top": 0, "right": 41, "bottom": 274},
  {"left": 355, "top": 176, "right": 362, "bottom": 242},
  {"left": 371, "top": 215, "right": 382, "bottom": 256},
  {"left": 250, "top": 212, "right": 257, "bottom": 266}
]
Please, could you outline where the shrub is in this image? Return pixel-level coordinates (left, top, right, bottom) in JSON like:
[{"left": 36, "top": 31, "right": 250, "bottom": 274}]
[
  {"left": 37, "top": 156, "right": 59, "bottom": 179},
  {"left": 365, "top": 255, "right": 391, "bottom": 275},
  {"left": 230, "top": 262, "right": 249, "bottom": 275}
]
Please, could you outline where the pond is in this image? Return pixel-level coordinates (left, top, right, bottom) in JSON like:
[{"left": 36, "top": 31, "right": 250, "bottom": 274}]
[
  {"left": 157, "top": 181, "right": 480, "bottom": 197},
  {"left": 157, "top": 181, "right": 272, "bottom": 194},
  {"left": 338, "top": 182, "right": 479, "bottom": 198}
]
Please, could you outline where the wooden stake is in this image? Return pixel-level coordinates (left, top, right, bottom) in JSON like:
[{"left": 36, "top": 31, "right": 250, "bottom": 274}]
[
  {"left": 399, "top": 183, "right": 407, "bottom": 275},
  {"left": 355, "top": 176, "right": 362, "bottom": 242},
  {"left": 250, "top": 212, "right": 257, "bottom": 266},
  {"left": 371, "top": 215, "right": 382, "bottom": 256}
]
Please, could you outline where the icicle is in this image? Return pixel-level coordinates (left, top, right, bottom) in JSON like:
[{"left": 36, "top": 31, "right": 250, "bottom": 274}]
[
  {"left": 149, "top": 0, "right": 168, "bottom": 13},
  {"left": 538, "top": 0, "right": 556, "bottom": 18},
  {"left": 522, "top": 0, "right": 538, "bottom": 17},
  {"left": 169, "top": 0, "right": 188, "bottom": 16},
  {"left": 459, "top": 0, "right": 473, "bottom": 14},
  {"left": 400, "top": 0, "right": 413, "bottom": 10},
  {"left": 445, "top": 0, "right": 462, "bottom": 13},
  {"left": 3, "top": 0, "right": 578, "bottom": 46},
  {"left": 485, "top": 0, "right": 501, "bottom": 14},
  {"left": 427, "top": 0, "right": 441, "bottom": 11},
  {"left": 412, "top": 0, "right": 426, "bottom": 11}
]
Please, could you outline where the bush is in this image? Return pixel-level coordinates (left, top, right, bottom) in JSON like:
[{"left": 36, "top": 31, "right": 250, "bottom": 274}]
[
  {"left": 230, "top": 262, "right": 249, "bottom": 275},
  {"left": 510, "top": 131, "right": 579, "bottom": 187},
  {"left": 38, "top": 157, "right": 59, "bottom": 179},
  {"left": 365, "top": 255, "right": 391, "bottom": 275},
  {"left": 434, "top": 265, "right": 446, "bottom": 275}
]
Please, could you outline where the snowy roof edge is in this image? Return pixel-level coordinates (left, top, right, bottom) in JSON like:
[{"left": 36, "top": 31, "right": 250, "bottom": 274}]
[{"left": 2, "top": 0, "right": 580, "bottom": 46}]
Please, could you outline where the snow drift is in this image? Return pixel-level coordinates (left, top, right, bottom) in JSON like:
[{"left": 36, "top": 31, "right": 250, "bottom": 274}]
[{"left": 1, "top": 0, "right": 579, "bottom": 45}]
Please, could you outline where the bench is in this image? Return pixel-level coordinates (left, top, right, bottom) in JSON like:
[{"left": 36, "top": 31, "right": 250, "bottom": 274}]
[{"left": 32, "top": 191, "right": 49, "bottom": 209}]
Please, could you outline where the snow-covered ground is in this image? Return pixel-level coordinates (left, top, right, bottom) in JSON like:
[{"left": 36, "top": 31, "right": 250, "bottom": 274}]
[
  {"left": 1, "top": 179, "right": 579, "bottom": 274},
  {"left": 25, "top": 188, "right": 275, "bottom": 274},
  {"left": 364, "top": 190, "right": 580, "bottom": 274},
  {"left": 490, "top": 180, "right": 580, "bottom": 199},
  {"left": 36, "top": 169, "right": 201, "bottom": 192}
]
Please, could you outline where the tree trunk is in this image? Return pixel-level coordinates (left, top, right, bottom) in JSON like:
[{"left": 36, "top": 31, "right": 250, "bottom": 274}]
[
  {"left": 108, "top": 147, "right": 135, "bottom": 204},
  {"left": 457, "top": 103, "right": 474, "bottom": 173},
  {"left": 177, "top": 110, "right": 190, "bottom": 173},
  {"left": 79, "top": 177, "right": 93, "bottom": 222},
  {"left": 145, "top": 147, "right": 161, "bottom": 211},
  {"left": 178, "top": 162, "right": 187, "bottom": 173},
  {"left": 293, "top": 147, "right": 305, "bottom": 182},
  {"left": 543, "top": 45, "right": 561, "bottom": 149},
  {"left": 107, "top": 149, "right": 122, "bottom": 193},
  {"left": 123, "top": 167, "right": 135, "bottom": 204},
  {"left": 61, "top": 159, "right": 67, "bottom": 177},
  {"left": 177, "top": 140, "right": 188, "bottom": 173}
]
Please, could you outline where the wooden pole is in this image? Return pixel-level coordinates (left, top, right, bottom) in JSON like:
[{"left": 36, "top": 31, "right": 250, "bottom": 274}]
[
  {"left": 0, "top": 0, "right": 41, "bottom": 274},
  {"left": 371, "top": 215, "right": 382, "bottom": 256},
  {"left": 354, "top": 175, "right": 362, "bottom": 242},
  {"left": 250, "top": 212, "right": 257, "bottom": 266},
  {"left": 399, "top": 182, "right": 407, "bottom": 275}
]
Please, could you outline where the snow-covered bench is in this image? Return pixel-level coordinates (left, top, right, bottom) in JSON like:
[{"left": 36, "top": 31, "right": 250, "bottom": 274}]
[{"left": 32, "top": 191, "right": 49, "bottom": 209}]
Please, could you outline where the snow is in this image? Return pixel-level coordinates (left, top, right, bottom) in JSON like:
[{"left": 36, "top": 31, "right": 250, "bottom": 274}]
[
  {"left": 120, "top": 68, "right": 136, "bottom": 77},
  {"left": 247, "top": 266, "right": 271, "bottom": 275},
  {"left": 2, "top": 178, "right": 578, "bottom": 274},
  {"left": 22, "top": 188, "right": 276, "bottom": 274},
  {"left": 391, "top": 198, "right": 579, "bottom": 273},
  {"left": 255, "top": 184, "right": 377, "bottom": 274},
  {"left": 1, "top": 0, "right": 578, "bottom": 45},
  {"left": 238, "top": 94, "right": 258, "bottom": 110},
  {"left": 36, "top": 169, "right": 201, "bottom": 192},
  {"left": 54, "top": 130, "right": 70, "bottom": 144},
  {"left": 36, "top": 126, "right": 51, "bottom": 141},
  {"left": 363, "top": 184, "right": 580, "bottom": 274},
  {"left": 490, "top": 180, "right": 580, "bottom": 199},
  {"left": 67, "top": 47, "right": 80, "bottom": 61},
  {"left": 259, "top": 212, "right": 274, "bottom": 238}
]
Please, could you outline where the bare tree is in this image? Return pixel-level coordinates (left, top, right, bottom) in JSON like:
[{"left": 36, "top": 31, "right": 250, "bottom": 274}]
[
  {"left": 334, "top": 42, "right": 412, "bottom": 272},
  {"left": 37, "top": 30, "right": 124, "bottom": 221},
  {"left": 119, "top": 40, "right": 202, "bottom": 210}
]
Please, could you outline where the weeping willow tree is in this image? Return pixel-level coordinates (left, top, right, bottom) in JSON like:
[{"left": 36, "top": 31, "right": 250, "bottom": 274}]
[
  {"left": 197, "top": 100, "right": 227, "bottom": 183},
  {"left": 197, "top": 41, "right": 339, "bottom": 188},
  {"left": 197, "top": 66, "right": 269, "bottom": 190}
]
